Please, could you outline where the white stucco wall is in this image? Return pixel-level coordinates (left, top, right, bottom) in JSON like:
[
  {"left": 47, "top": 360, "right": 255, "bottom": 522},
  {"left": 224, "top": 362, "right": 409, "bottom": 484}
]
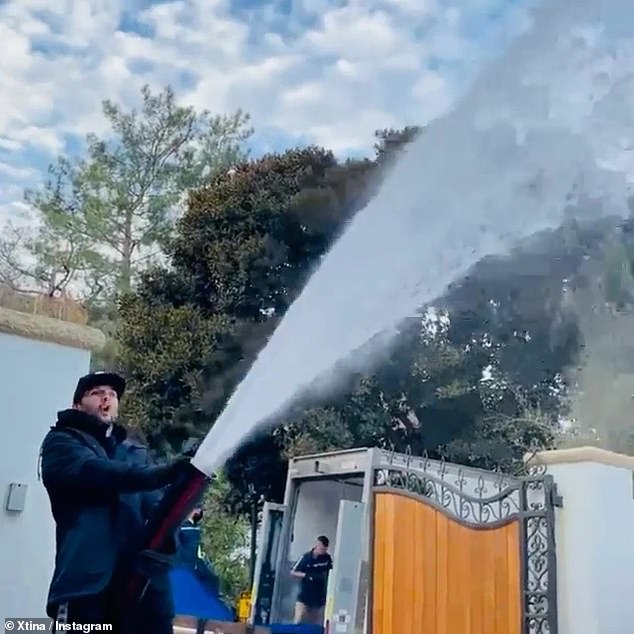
[
  {"left": 0, "top": 331, "right": 92, "bottom": 621},
  {"left": 536, "top": 449, "right": 634, "bottom": 634}
]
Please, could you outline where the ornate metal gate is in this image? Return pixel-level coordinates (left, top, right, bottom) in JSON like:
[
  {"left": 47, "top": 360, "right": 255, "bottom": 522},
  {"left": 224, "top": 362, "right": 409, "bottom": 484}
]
[{"left": 369, "top": 451, "right": 561, "bottom": 634}]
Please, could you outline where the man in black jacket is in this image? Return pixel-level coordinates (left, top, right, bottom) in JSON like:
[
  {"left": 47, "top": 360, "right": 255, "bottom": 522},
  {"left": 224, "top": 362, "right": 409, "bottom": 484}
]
[{"left": 40, "top": 371, "right": 190, "bottom": 631}]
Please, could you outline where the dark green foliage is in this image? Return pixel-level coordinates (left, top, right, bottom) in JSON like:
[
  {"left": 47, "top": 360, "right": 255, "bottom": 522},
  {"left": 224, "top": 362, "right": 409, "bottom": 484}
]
[
  {"left": 199, "top": 472, "right": 250, "bottom": 603},
  {"left": 117, "top": 292, "right": 233, "bottom": 451},
  {"left": 169, "top": 147, "right": 371, "bottom": 318},
  {"left": 222, "top": 431, "right": 289, "bottom": 514},
  {"left": 374, "top": 126, "right": 422, "bottom": 164},
  {"left": 118, "top": 125, "right": 612, "bottom": 518},
  {"left": 279, "top": 223, "right": 598, "bottom": 474},
  {"left": 117, "top": 144, "right": 377, "bottom": 501}
]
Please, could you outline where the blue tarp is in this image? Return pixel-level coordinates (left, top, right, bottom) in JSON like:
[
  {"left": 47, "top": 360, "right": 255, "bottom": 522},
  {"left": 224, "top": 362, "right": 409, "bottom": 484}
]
[
  {"left": 171, "top": 569, "right": 323, "bottom": 633},
  {"left": 170, "top": 568, "right": 233, "bottom": 621}
]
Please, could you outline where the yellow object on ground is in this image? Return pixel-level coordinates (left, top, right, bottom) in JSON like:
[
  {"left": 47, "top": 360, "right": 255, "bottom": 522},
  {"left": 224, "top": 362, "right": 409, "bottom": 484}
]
[{"left": 236, "top": 590, "right": 251, "bottom": 623}]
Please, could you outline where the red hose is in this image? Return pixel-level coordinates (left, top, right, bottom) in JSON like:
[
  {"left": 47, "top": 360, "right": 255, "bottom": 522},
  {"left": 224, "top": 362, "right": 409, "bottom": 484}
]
[
  {"left": 122, "top": 464, "right": 211, "bottom": 609},
  {"left": 147, "top": 468, "right": 209, "bottom": 550}
]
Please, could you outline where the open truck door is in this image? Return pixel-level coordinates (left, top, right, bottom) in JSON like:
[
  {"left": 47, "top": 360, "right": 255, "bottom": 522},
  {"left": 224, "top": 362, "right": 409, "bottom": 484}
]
[
  {"left": 249, "top": 501, "right": 287, "bottom": 626},
  {"left": 324, "top": 499, "right": 366, "bottom": 634}
]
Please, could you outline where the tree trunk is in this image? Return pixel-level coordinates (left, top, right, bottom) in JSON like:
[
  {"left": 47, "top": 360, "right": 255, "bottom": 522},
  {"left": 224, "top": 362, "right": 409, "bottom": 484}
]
[{"left": 120, "top": 208, "right": 134, "bottom": 294}]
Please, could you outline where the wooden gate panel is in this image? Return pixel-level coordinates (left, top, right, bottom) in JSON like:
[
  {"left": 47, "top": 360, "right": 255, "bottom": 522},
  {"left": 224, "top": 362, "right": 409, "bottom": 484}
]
[{"left": 372, "top": 491, "right": 522, "bottom": 634}]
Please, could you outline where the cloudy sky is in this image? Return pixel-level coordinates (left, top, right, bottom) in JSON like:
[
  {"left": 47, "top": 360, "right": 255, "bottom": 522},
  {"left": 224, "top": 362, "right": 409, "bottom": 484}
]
[{"left": 0, "top": 0, "right": 536, "bottom": 224}]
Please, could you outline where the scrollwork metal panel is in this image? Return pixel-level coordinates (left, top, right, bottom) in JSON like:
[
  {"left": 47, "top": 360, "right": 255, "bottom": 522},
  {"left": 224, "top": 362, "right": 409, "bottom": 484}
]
[{"left": 521, "top": 465, "right": 560, "bottom": 634}]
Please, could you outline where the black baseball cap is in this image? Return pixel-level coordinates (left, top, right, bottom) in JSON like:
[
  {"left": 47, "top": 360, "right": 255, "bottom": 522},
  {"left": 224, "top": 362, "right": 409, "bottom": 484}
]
[{"left": 73, "top": 371, "right": 126, "bottom": 404}]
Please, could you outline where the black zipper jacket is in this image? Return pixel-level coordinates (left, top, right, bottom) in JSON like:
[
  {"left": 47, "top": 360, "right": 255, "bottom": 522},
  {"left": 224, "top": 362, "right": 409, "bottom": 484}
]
[{"left": 39, "top": 409, "right": 183, "bottom": 619}]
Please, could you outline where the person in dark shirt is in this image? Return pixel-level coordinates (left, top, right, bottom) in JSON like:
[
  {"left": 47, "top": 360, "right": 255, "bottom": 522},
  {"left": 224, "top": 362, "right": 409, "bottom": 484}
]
[
  {"left": 290, "top": 535, "right": 333, "bottom": 625},
  {"left": 175, "top": 507, "right": 220, "bottom": 594}
]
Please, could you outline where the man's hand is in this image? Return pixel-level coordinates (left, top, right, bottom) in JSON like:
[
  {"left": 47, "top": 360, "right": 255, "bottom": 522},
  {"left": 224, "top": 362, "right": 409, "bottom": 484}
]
[
  {"left": 166, "top": 456, "right": 192, "bottom": 479},
  {"left": 133, "top": 455, "right": 191, "bottom": 489}
]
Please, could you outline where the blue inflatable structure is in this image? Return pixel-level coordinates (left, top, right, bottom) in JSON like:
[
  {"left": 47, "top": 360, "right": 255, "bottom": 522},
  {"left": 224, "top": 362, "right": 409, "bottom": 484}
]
[
  {"left": 170, "top": 568, "right": 233, "bottom": 621},
  {"left": 170, "top": 569, "right": 323, "bottom": 633}
]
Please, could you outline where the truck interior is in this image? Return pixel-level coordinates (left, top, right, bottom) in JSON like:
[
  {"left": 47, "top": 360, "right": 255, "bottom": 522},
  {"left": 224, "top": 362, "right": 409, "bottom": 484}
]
[
  {"left": 277, "top": 476, "right": 365, "bottom": 623},
  {"left": 251, "top": 465, "right": 367, "bottom": 629}
]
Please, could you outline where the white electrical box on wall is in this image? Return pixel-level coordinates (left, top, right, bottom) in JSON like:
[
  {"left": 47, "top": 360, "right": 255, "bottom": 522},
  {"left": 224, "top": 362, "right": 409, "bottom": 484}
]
[{"left": 6, "top": 482, "right": 28, "bottom": 512}]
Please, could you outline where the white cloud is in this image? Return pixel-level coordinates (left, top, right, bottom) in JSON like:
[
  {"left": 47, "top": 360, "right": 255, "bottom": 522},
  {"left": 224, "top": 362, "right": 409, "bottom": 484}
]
[
  {"left": 301, "top": 7, "right": 403, "bottom": 62},
  {"left": 0, "top": 0, "right": 535, "bottom": 224},
  {"left": 413, "top": 70, "right": 455, "bottom": 122},
  {"left": 0, "top": 163, "right": 38, "bottom": 181}
]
